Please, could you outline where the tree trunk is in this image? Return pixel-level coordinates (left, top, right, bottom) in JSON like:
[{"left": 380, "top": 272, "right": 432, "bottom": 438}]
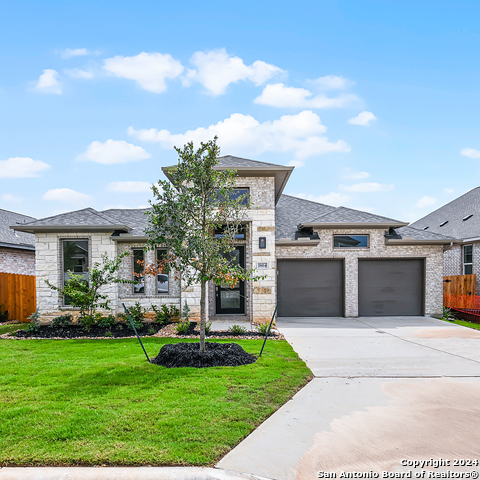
[{"left": 200, "top": 280, "right": 206, "bottom": 352}]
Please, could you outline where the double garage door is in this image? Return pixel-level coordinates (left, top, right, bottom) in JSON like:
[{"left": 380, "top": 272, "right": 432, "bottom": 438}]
[{"left": 277, "top": 258, "right": 424, "bottom": 317}]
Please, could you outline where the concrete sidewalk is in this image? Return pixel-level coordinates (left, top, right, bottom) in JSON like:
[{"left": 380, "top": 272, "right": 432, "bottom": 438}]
[{"left": 217, "top": 316, "right": 480, "bottom": 480}]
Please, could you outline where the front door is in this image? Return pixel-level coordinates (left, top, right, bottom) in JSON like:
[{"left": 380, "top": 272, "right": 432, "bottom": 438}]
[{"left": 215, "top": 245, "right": 245, "bottom": 314}]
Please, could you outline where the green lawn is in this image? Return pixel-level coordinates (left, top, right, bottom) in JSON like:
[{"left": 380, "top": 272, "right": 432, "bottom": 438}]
[
  {"left": 0, "top": 324, "right": 27, "bottom": 335},
  {"left": 0, "top": 338, "right": 311, "bottom": 466},
  {"left": 438, "top": 316, "right": 480, "bottom": 331}
]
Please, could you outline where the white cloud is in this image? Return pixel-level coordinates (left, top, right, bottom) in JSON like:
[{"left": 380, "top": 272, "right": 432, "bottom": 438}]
[
  {"left": 0, "top": 157, "right": 51, "bottom": 178},
  {"left": 341, "top": 167, "right": 369, "bottom": 180},
  {"left": 1, "top": 194, "right": 22, "bottom": 203},
  {"left": 77, "top": 139, "right": 151, "bottom": 165},
  {"left": 61, "top": 48, "right": 99, "bottom": 59},
  {"left": 103, "top": 52, "right": 184, "bottom": 93},
  {"left": 341, "top": 182, "right": 394, "bottom": 193},
  {"left": 348, "top": 111, "right": 377, "bottom": 126},
  {"left": 34, "top": 69, "right": 62, "bottom": 94},
  {"left": 107, "top": 181, "right": 152, "bottom": 193},
  {"left": 461, "top": 148, "right": 480, "bottom": 159},
  {"left": 416, "top": 196, "right": 437, "bottom": 208},
  {"left": 184, "top": 49, "right": 283, "bottom": 95},
  {"left": 254, "top": 83, "right": 359, "bottom": 109},
  {"left": 308, "top": 75, "right": 355, "bottom": 90},
  {"left": 287, "top": 160, "right": 305, "bottom": 168},
  {"left": 129, "top": 110, "right": 350, "bottom": 160},
  {"left": 296, "top": 192, "right": 350, "bottom": 207},
  {"left": 444, "top": 188, "right": 454, "bottom": 194},
  {"left": 64, "top": 68, "right": 94, "bottom": 79},
  {"left": 43, "top": 188, "right": 92, "bottom": 203}
]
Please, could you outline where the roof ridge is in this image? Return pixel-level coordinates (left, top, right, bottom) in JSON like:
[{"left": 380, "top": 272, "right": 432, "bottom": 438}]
[
  {"left": 280, "top": 194, "right": 336, "bottom": 210},
  {"left": 219, "top": 155, "right": 284, "bottom": 168},
  {"left": 20, "top": 207, "right": 97, "bottom": 226},
  {"left": 309, "top": 207, "right": 341, "bottom": 222}
]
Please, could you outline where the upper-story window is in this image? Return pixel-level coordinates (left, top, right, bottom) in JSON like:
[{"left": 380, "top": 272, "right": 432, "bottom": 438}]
[
  {"left": 213, "top": 188, "right": 249, "bottom": 205},
  {"left": 463, "top": 245, "right": 473, "bottom": 275},
  {"left": 62, "top": 239, "right": 89, "bottom": 306},
  {"left": 133, "top": 249, "right": 145, "bottom": 294},
  {"left": 333, "top": 234, "right": 369, "bottom": 248},
  {"left": 214, "top": 224, "right": 247, "bottom": 240}
]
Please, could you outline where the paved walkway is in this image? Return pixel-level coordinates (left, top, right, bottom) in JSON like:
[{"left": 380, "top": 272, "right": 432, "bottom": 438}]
[{"left": 217, "top": 316, "right": 480, "bottom": 480}]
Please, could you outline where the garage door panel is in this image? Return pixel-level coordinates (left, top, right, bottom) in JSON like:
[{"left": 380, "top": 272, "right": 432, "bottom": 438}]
[
  {"left": 278, "top": 259, "right": 343, "bottom": 317},
  {"left": 358, "top": 259, "right": 424, "bottom": 316}
]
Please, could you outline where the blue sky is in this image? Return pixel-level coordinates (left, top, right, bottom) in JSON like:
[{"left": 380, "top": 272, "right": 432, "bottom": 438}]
[{"left": 2, "top": 0, "right": 480, "bottom": 222}]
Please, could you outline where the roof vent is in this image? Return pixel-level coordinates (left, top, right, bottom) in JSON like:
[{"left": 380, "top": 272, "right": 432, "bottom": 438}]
[
  {"left": 439, "top": 221, "right": 448, "bottom": 227},
  {"left": 463, "top": 214, "right": 473, "bottom": 221},
  {"left": 423, "top": 226, "right": 429, "bottom": 230}
]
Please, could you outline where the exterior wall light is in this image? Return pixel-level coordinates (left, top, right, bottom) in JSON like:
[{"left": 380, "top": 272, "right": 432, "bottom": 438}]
[{"left": 259, "top": 237, "right": 266, "bottom": 249}]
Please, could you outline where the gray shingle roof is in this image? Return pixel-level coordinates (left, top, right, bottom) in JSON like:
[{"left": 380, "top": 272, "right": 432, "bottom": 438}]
[
  {"left": 101, "top": 208, "right": 152, "bottom": 236},
  {"left": 395, "top": 225, "right": 456, "bottom": 241},
  {"left": 275, "top": 195, "right": 336, "bottom": 239},
  {"left": 310, "top": 206, "right": 404, "bottom": 225},
  {"left": 410, "top": 187, "right": 480, "bottom": 240},
  {"left": 217, "top": 155, "right": 285, "bottom": 169},
  {"left": 0, "top": 209, "right": 36, "bottom": 248}
]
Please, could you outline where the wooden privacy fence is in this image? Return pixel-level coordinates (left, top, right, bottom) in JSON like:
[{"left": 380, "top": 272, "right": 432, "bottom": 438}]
[
  {"left": 443, "top": 274, "right": 476, "bottom": 298},
  {"left": 0, "top": 273, "right": 36, "bottom": 323}
]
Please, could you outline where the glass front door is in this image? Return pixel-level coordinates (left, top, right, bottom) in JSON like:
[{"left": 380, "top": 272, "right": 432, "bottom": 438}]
[{"left": 215, "top": 245, "right": 245, "bottom": 314}]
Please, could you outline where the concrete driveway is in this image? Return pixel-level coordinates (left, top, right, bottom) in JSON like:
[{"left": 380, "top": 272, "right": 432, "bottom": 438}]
[{"left": 217, "top": 316, "right": 480, "bottom": 480}]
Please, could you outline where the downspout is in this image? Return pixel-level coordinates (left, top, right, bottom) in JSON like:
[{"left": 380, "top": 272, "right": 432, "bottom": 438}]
[{"left": 444, "top": 241, "right": 454, "bottom": 252}]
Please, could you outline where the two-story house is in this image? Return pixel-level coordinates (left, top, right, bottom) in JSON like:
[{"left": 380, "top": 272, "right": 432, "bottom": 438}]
[{"left": 13, "top": 156, "right": 455, "bottom": 322}]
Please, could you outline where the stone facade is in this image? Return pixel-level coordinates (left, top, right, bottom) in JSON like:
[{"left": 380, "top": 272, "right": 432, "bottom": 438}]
[
  {"left": 0, "top": 247, "right": 35, "bottom": 276},
  {"left": 276, "top": 228, "right": 445, "bottom": 317}
]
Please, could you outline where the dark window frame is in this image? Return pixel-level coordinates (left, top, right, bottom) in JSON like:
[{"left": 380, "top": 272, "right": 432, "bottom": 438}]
[
  {"left": 333, "top": 234, "right": 369, "bottom": 249},
  {"left": 463, "top": 244, "right": 473, "bottom": 275},
  {"left": 155, "top": 248, "right": 169, "bottom": 295}
]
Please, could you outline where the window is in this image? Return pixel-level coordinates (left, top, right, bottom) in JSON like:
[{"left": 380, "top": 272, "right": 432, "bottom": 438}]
[
  {"left": 214, "top": 224, "right": 247, "bottom": 240},
  {"left": 156, "top": 249, "right": 169, "bottom": 294},
  {"left": 133, "top": 249, "right": 144, "bottom": 294},
  {"left": 463, "top": 245, "right": 473, "bottom": 275},
  {"left": 334, "top": 235, "right": 369, "bottom": 248},
  {"left": 213, "top": 188, "right": 249, "bottom": 205},
  {"left": 62, "top": 239, "right": 88, "bottom": 305}
]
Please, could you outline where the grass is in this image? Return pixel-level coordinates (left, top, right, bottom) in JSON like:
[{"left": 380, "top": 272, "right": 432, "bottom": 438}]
[
  {"left": 0, "top": 338, "right": 311, "bottom": 466},
  {"left": 0, "top": 324, "right": 26, "bottom": 335},
  {"left": 438, "top": 316, "right": 480, "bottom": 331}
]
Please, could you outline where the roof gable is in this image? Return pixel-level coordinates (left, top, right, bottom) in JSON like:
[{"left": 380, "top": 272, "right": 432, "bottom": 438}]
[{"left": 0, "top": 209, "right": 36, "bottom": 248}]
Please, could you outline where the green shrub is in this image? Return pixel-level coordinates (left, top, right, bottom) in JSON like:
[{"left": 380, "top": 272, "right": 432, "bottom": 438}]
[
  {"left": 152, "top": 304, "right": 180, "bottom": 325},
  {"left": 25, "top": 309, "right": 41, "bottom": 333},
  {"left": 51, "top": 314, "right": 72, "bottom": 328},
  {"left": 205, "top": 321, "right": 212, "bottom": 335},
  {"left": 255, "top": 322, "right": 271, "bottom": 335},
  {"left": 442, "top": 306, "right": 456, "bottom": 321},
  {"left": 181, "top": 301, "right": 190, "bottom": 322},
  {"left": 105, "top": 331, "right": 112, "bottom": 337},
  {"left": 175, "top": 320, "right": 190, "bottom": 335},
  {"left": 149, "top": 327, "right": 155, "bottom": 335},
  {"left": 228, "top": 324, "right": 247, "bottom": 335},
  {"left": 123, "top": 302, "right": 145, "bottom": 330},
  {"left": 80, "top": 313, "right": 102, "bottom": 331},
  {"left": 97, "top": 314, "right": 116, "bottom": 329},
  {"left": 0, "top": 304, "right": 8, "bottom": 323}
]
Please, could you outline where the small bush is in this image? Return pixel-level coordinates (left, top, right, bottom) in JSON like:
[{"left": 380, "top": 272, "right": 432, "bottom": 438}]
[
  {"left": 181, "top": 301, "right": 190, "bottom": 322},
  {"left": 123, "top": 302, "right": 145, "bottom": 330},
  {"left": 80, "top": 313, "right": 101, "bottom": 331},
  {"left": 175, "top": 320, "right": 190, "bottom": 335},
  {"left": 149, "top": 327, "right": 155, "bottom": 335},
  {"left": 442, "top": 306, "right": 456, "bottom": 321},
  {"left": 105, "top": 331, "right": 112, "bottom": 337},
  {"left": 25, "top": 309, "right": 41, "bottom": 333},
  {"left": 51, "top": 314, "right": 72, "bottom": 328},
  {"left": 0, "top": 304, "right": 8, "bottom": 323},
  {"left": 255, "top": 322, "right": 271, "bottom": 335},
  {"left": 152, "top": 304, "right": 180, "bottom": 325},
  {"left": 228, "top": 324, "right": 247, "bottom": 335},
  {"left": 205, "top": 321, "right": 212, "bottom": 334},
  {"left": 97, "top": 315, "right": 116, "bottom": 329}
]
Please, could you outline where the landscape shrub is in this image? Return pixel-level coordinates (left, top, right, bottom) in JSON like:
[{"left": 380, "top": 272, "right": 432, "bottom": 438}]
[
  {"left": 228, "top": 324, "right": 247, "bottom": 335},
  {"left": 0, "top": 304, "right": 8, "bottom": 323},
  {"left": 255, "top": 322, "right": 271, "bottom": 335},
  {"left": 152, "top": 304, "right": 180, "bottom": 325},
  {"left": 51, "top": 314, "right": 72, "bottom": 328},
  {"left": 175, "top": 319, "right": 190, "bottom": 335}
]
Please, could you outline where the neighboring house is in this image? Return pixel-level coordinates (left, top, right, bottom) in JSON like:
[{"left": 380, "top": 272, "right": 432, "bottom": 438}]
[
  {"left": 411, "top": 187, "right": 480, "bottom": 292},
  {"left": 0, "top": 209, "right": 36, "bottom": 276},
  {"left": 13, "top": 156, "right": 455, "bottom": 321}
]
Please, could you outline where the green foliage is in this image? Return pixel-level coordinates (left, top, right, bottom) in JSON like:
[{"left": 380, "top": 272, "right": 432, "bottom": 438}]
[
  {"left": 442, "top": 306, "right": 456, "bottom": 321},
  {"left": 46, "top": 251, "right": 135, "bottom": 322},
  {"left": 152, "top": 304, "right": 180, "bottom": 325},
  {"left": 25, "top": 308, "right": 41, "bottom": 333},
  {"left": 255, "top": 322, "right": 271, "bottom": 335},
  {"left": 181, "top": 301, "right": 190, "bottom": 322},
  {"left": 97, "top": 314, "right": 116, "bottom": 329},
  {"left": 122, "top": 302, "right": 145, "bottom": 330},
  {"left": 104, "top": 331, "right": 112, "bottom": 338},
  {"left": 146, "top": 137, "right": 265, "bottom": 351},
  {"left": 175, "top": 319, "right": 191, "bottom": 335},
  {"left": 149, "top": 327, "right": 156, "bottom": 335},
  {"left": 0, "top": 304, "right": 8, "bottom": 323},
  {"left": 205, "top": 321, "right": 212, "bottom": 335},
  {"left": 228, "top": 324, "right": 247, "bottom": 335},
  {"left": 79, "top": 313, "right": 102, "bottom": 331},
  {"left": 51, "top": 314, "right": 72, "bottom": 328}
]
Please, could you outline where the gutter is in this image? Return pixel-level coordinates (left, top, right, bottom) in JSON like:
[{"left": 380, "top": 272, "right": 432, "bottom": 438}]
[
  {"left": 11, "top": 225, "right": 132, "bottom": 234},
  {"left": 385, "top": 238, "right": 461, "bottom": 246},
  {"left": 0, "top": 242, "right": 35, "bottom": 251},
  {"left": 300, "top": 222, "right": 409, "bottom": 229},
  {"left": 110, "top": 235, "right": 149, "bottom": 242}
]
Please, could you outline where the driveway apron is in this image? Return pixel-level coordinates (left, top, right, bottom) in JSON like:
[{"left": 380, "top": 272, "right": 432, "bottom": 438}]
[{"left": 217, "top": 316, "right": 480, "bottom": 480}]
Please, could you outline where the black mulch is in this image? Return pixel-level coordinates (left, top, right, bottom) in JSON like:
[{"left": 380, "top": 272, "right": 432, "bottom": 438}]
[
  {"left": 14, "top": 323, "right": 164, "bottom": 339},
  {"left": 150, "top": 341, "right": 257, "bottom": 368}
]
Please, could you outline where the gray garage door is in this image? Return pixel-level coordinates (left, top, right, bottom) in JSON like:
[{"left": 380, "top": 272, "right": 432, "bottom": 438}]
[
  {"left": 358, "top": 259, "right": 424, "bottom": 316},
  {"left": 277, "top": 259, "right": 344, "bottom": 317}
]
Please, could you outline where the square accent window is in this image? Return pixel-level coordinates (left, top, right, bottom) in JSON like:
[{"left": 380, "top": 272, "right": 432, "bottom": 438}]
[
  {"left": 334, "top": 235, "right": 369, "bottom": 248},
  {"left": 133, "top": 249, "right": 145, "bottom": 294},
  {"left": 62, "top": 239, "right": 88, "bottom": 306},
  {"left": 156, "top": 249, "right": 169, "bottom": 294},
  {"left": 463, "top": 245, "right": 473, "bottom": 275}
]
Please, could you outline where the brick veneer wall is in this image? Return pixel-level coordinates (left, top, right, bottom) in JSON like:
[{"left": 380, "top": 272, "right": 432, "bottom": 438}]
[
  {"left": 276, "top": 228, "right": 445, "bottom": 317},
  {"left": 0, "top": 247, "right": 35, "bottom": 276}
]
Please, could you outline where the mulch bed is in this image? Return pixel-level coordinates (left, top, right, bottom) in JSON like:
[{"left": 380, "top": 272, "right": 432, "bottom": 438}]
[
  {"left": 150, "top": 341, "right": 257, "bottom": 368},
  {"left": 5, "top": 321, "right": 283, "bottom": 340}
]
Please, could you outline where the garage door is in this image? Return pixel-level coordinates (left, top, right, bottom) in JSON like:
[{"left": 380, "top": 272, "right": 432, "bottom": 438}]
[
  {"left": 358, "top": 259, "right": 424, "bottom": 316},
  {"left": 277, "top": 259, "right": 344, "bottom": 317}
]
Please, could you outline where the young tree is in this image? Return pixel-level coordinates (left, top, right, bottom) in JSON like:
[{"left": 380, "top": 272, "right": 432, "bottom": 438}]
[{"left": 145, "top": 137, "right": 263, "bottom": 352}]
